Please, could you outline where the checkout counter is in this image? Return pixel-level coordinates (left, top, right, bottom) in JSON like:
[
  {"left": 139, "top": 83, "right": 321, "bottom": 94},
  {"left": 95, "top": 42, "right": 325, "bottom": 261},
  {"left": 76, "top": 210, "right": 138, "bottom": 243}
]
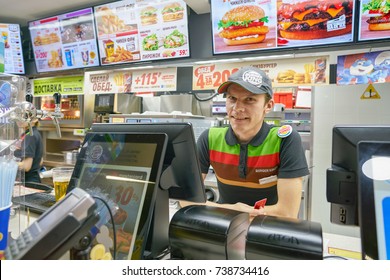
[{"left": 7, "top": 194, "right": 361, "bottom": 260}]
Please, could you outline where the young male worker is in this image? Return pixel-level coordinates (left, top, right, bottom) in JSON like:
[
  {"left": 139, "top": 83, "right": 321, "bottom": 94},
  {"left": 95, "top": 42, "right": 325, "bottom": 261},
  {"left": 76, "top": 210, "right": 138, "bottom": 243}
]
[{"left": 183, "top": 66, "right": 309, "bottom": 219}]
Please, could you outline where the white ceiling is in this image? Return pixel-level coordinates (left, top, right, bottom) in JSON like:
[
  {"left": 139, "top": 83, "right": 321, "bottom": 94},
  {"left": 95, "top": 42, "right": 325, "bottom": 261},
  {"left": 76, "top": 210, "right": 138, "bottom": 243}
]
[{"left": 0, "top": 0, "right": 210, "bottom": 27}]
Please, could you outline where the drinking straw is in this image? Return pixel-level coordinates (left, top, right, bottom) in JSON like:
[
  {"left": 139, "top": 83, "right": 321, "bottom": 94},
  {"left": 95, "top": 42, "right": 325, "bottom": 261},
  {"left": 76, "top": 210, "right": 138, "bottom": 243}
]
[{"left": 0, "top": 156, "right": 18, "bottom": 208}]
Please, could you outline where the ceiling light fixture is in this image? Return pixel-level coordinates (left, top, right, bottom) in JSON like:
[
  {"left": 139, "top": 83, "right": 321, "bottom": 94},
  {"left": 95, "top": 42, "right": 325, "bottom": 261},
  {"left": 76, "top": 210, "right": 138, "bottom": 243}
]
[
  {"left": 242, "top": 54, "right": 294, "bottom": 61},
  {"left": 194, "top": 58, "right": 242, "bottom": 64}
]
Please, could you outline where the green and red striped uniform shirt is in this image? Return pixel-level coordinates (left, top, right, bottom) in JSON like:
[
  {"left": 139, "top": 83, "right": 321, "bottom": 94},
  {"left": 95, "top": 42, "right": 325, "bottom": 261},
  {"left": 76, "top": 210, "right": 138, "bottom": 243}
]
[{"left": 197, "top": 123, "right": 309, "bottom": 206}]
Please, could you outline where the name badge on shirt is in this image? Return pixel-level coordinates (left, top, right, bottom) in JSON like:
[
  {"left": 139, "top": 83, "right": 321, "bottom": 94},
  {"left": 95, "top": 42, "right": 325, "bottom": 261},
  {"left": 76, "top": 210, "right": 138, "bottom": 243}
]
[{"left": 259, "top": 175, "right": 277, "bottom": 185}]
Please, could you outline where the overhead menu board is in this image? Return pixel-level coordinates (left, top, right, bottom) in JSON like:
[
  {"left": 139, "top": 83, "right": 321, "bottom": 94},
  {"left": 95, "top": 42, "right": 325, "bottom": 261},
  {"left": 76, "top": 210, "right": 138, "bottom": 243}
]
[
  {"left": 28, "top": 8, "right": 100, "bottom": 73},
  {"left": 358, "top": 0, "right": 390, "bottom": 42},
  {"left": 211, "top": 0, "right": 356, "bottom": 54},
  {"left": 94, "top": 0, "right": 190, "bottom": 66},
  {"left": 0, "top": 23, "right": 25, "bottom": 74}
]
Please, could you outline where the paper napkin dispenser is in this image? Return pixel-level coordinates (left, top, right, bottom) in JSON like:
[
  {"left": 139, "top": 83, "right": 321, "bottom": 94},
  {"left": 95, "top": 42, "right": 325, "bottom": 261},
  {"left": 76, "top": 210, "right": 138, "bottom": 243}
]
[
  {"left": 169, "top": 205, "right": 250, "bottom": 260},
  {"left": 246, "top": 215, "right": 323, "bottom": 260}
]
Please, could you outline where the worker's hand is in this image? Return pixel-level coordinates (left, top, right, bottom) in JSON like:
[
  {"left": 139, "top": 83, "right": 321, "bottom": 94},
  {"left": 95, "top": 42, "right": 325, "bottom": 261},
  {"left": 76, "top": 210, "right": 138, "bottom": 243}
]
[{"left": 234, "top": 202, "right": 266, "bottom": 217}]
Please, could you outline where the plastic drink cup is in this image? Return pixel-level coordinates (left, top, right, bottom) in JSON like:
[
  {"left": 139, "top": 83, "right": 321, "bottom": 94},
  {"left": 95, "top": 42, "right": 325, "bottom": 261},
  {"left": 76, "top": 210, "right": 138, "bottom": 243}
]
[
  {"left": 52, "top": 167, "right": 74, "bottom": 201},
  {"left": 0, "top": 203, "right": 12, "bottom": 257}
]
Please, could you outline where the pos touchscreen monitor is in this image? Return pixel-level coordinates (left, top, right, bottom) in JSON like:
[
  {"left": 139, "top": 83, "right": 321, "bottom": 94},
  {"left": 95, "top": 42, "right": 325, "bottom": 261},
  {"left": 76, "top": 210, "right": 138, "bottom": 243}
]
[
  {"left": 91, "top": 122, "right": 207, "bottom": 203},
  {"left": 91, "top": 122, "right": 207, "bottom": 258},
  {"left": 67, "top": 132, "right": 168, "bottom": 260}
]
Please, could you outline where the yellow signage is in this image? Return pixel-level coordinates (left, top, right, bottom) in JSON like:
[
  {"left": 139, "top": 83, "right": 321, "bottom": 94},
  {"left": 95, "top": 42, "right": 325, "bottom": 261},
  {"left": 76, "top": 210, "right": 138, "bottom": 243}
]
[
  {"left": 361, "top": 84, "right": 381, "bottom": 99},
  {"left": 33, "top": 76, "right": 84, "bottom": 96}
]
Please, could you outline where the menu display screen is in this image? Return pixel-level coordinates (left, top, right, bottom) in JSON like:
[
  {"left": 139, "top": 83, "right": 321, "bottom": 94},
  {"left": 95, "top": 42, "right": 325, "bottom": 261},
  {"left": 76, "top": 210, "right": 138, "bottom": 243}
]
[
  {"left": 29, "top": 8, "right": 100, "bottom": 73},
  {"left": 211, "top": 0, "right": 355, "bottom": 54},
  {"left": 0, "top": 23, "right": 25, "bottom": 74},
  {"left": 94, "top": 0, "right": 190, "bottom": 66},
  {"left": 358, "top": 0, "right": 390, "bottom": 41}
]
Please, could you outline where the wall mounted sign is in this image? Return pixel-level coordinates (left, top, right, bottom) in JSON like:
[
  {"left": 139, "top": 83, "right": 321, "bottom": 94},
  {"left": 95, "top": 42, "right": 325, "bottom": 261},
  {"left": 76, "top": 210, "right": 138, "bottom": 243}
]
[{"left": 337, "top": 50, "right": 390, "bottom": 85}]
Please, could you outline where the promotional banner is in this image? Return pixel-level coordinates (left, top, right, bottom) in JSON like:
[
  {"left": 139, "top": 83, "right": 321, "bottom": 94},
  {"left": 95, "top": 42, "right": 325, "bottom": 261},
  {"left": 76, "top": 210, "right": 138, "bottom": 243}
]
[
  {"left": 337, "top": 50, "right": 390, "bottom": 85},
  {"left": 94, "top": 0, "right": 190, "bottom": 66},
  {"left": 192, "top": 57, "right": 329, "bottom": 91},
  {"left": 211, "top": 0, "right": 355, "bottom": 54},
  {"left": 33, "top": 76, "right": 84, "bottom": 96},
  {"left": 87, "top": 70, "right": 132, "bottom": 94},
  {"left": 358, "top": 0, "right": 390, "bottom": 42},
  {"left": 131, "top": 67, "right": 177, "bottom": 92}
]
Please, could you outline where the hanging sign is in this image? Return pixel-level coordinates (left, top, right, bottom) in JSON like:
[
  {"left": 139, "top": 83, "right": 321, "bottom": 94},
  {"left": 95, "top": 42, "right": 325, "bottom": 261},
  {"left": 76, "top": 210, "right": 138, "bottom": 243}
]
[
  {"left": 131, "top": 67, "right": 177, "bottom": 93},
  {"left": 193, "top": 64, "right": 240, "bottom": 91},
  {"left": 32, "top": 76, "right": 84, "bottom": 96},
  {"left": 87, "top": 70, "right": 132, "bottom": 94},
  {"left": 337, "top": 50, "right": 390, "bottom": 85},
  {"left": 192, "top": 57, "right": 329, "bottom": 91}
]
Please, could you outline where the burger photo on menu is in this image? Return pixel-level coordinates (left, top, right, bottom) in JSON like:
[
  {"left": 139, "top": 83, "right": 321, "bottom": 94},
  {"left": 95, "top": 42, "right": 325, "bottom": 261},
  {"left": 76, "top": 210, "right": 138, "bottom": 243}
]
[
  {"left": 140, "top": 6, "right": 158, "bottom": 26},
  {"left": 277, "top": 0, "right": 354, "bottom": 45},
  {"left": 362, "top": 0, "right": 390, "bottom": 31},
  {"left": 162, "top": 2, "right": 184, "bottom": 22},
  {"left": 218, "top": 5, "right": 270, "bottom": 46}
]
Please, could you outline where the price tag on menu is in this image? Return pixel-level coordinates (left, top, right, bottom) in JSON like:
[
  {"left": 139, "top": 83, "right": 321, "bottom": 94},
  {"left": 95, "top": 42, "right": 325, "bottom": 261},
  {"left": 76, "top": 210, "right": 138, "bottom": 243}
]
[
  {"left": 131, "top": 67, "right": 177, "bottom": 93},
  {"left": 192, "top": 64, "right": 240, "bottom": 91}
]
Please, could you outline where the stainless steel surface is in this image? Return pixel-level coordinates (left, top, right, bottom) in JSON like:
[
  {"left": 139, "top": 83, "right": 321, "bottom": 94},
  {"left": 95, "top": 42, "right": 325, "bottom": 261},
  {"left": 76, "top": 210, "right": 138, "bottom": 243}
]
[
  {"left": 160, "top": 94, "right": 194, "bottom": 114},
  {"left": 158, "top": 94, "right": 212, "bottom": 117},
  {"left": 115, "top": 94, "right": 142, "bottom": 114}
]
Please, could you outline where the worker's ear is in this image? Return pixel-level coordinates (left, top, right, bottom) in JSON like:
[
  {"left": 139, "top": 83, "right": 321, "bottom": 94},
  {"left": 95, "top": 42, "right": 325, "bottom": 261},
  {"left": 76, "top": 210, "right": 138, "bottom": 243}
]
[{"left": 264, "top": 99, "right": 274, "bottom": 114}]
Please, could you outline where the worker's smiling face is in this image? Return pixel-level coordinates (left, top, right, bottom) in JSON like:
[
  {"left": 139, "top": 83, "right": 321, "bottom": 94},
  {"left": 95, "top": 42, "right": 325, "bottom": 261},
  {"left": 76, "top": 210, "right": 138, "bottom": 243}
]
[{"left": 225, "top": 83, "right": 273, "bottom": 143}]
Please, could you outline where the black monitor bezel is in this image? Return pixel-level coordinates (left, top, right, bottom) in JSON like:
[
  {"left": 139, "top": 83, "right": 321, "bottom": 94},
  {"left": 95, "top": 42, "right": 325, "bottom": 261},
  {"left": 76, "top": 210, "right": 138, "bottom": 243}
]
[{"left": 358, "top": 140, "right": 390, "bottom": 260}]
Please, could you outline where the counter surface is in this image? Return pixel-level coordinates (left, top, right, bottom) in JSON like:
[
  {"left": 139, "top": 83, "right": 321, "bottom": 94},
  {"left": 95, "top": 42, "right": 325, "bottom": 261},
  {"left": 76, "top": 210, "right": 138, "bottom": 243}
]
[{"left": 8, "top": 204, "right": 362, "bottom": 260}]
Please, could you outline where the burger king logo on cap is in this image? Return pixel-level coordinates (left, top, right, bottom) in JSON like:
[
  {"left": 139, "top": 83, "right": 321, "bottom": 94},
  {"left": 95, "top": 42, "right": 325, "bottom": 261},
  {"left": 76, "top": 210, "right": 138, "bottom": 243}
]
[{"left": 242, "top": 70, "right": 263, "bottom": 88}]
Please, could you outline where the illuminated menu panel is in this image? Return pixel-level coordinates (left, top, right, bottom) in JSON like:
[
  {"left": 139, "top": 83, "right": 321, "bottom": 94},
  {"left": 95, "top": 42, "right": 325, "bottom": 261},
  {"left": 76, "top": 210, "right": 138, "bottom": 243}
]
[
  {"left": 211, "top": 0, "right": 356, "bottom": 54},
  {"left": 29, "top": 8, "right": 100, "bottom": 73},
  {"left": 0, "top": 23, "right": 25, "bottom": 74},
  {"left": 94, "top": 0, "right": 190, "bottom": 66},
  {"left": 358, "top": 0, "right": 390, "bottom": 42}
]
